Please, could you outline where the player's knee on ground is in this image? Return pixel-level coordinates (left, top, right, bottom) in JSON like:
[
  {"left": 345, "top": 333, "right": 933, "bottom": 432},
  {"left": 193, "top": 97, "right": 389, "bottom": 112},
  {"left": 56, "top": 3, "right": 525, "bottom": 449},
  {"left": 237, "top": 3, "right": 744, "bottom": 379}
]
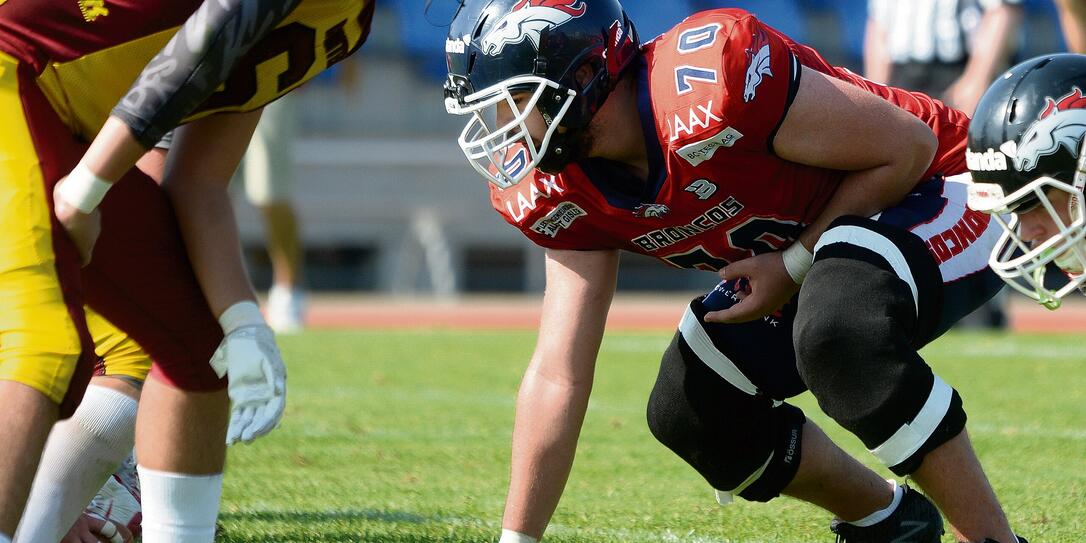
[
  {"left": 647, "top": 332, "right": 805, "bottom": 502},
  {"left": 794, "top": 217, "right": 966, "bottom": 475}
]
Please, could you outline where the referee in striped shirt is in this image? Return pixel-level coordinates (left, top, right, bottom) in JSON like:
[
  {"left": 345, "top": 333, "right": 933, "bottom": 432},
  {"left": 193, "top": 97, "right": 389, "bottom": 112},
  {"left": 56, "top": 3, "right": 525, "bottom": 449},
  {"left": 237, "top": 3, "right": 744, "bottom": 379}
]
[
  {"left": 865, "top": 0, "right": 1023, "bottom": 115},
  {"left": 867, "top": 0, "right": 1023, "bottom": 329}
]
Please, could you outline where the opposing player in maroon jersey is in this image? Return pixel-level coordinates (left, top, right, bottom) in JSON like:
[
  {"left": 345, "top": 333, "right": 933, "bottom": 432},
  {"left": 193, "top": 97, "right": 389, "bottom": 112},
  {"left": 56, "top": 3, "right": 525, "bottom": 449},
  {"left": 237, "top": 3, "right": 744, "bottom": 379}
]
[
  {"left": 445, "top": 1, "right": 1024, "bottom": 542},
  {"left": 0, "top": 1, "right": 372, "bottom": 540}
]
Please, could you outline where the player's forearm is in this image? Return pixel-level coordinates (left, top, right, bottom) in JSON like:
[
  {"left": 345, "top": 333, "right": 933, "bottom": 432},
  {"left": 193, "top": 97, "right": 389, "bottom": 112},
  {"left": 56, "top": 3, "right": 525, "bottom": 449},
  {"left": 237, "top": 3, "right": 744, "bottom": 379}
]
[
  {"left": 111, "top": 0, "right": 300, "bottom": 148},
  {"left": 57, "top": 118, "right": 144, "bottom": 215},
  {"left": 166, "top": 182, "right": 257, "bottom": 317},
  {"left": 798, "top": 153, "right": 934, "bottom": 252},
  {"left": 774, "top": 67, "right": 938, "bottom": 253},
  {"left": 77, "top": 118, "right": 147, "bottom": 184},
  {"left": 503, "top": 360, "right": 594, "bottom": 539}
]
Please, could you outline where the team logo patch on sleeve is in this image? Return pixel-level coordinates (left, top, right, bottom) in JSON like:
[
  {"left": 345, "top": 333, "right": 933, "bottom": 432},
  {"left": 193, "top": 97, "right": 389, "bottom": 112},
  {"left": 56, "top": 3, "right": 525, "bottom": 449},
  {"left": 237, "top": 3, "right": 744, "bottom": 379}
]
[
  {"left": 531, "top": 201, "right": 587, "bottom": 237},
  {"left": 743, "top": 30, "right": 773, "bottom": 103}
]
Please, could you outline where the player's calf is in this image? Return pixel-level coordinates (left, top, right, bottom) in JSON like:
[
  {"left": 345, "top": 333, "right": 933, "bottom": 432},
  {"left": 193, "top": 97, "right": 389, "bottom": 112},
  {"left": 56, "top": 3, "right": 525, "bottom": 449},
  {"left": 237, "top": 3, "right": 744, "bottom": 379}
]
[{"left": 14, "top": 382, "right": 138, "bottom": 543}]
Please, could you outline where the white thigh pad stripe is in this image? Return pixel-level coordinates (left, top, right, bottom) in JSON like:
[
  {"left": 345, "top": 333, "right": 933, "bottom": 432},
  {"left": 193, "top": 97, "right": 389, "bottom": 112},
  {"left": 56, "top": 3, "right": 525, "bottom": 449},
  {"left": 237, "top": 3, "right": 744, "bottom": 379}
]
[
  {"left": 678, "top": 307, "right": 760, "bottom": 396},
  {"left": 713, "top": 450, "right": 775, "bottom": 505},
  {"left": 814, "top": 225, "right": 919, "bottom": 316},
  {"left": 870, "top": 375, "right": 953, "bottom": 467}
]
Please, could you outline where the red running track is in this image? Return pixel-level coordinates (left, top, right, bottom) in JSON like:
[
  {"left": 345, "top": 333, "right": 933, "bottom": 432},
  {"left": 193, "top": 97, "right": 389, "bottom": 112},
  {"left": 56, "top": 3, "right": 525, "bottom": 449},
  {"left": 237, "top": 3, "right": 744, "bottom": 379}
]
[{"left": 303, "top": 295, "right": 1086, "bottom": 333}]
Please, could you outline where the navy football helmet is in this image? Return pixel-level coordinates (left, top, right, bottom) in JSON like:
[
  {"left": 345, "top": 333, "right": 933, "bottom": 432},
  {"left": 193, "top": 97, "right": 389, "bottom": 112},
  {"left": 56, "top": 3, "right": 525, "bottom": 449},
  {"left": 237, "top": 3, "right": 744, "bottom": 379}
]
[
  {"left": 444, "top": 0, "right": 639, "bottom": 188},
  {"left": 966, "top": 54, "right": 1086, "bottom": 307}
]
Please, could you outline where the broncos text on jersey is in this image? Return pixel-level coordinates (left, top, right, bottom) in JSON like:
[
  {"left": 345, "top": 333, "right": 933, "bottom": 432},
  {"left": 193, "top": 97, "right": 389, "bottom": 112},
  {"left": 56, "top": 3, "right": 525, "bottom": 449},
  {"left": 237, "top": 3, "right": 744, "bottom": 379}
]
[{"left": 490, "top": 8, "right": 971, "bottom": 271}]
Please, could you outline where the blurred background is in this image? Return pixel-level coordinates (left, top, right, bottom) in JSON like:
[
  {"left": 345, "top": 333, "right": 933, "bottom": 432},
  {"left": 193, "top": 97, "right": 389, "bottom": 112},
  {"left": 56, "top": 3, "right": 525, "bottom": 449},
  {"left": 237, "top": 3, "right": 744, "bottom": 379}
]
[{"left": 230, "top": 0, "right": 1080, "bottom": 327}]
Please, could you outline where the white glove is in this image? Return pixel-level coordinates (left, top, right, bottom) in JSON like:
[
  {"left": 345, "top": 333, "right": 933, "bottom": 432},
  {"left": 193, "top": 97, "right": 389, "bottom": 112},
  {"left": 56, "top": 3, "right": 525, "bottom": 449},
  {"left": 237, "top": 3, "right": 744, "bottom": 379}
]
[{"left": 211, "top": 301, "right": 287, "bottom": 445}]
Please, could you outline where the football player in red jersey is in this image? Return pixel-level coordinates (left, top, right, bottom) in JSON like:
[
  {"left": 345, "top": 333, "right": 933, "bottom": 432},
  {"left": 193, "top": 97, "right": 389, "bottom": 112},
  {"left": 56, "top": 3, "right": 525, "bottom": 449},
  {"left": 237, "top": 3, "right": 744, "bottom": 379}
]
[
  {"left": 966, "top": 54, "right": 1086, "bottom": 308},
  {"left": 445, "top": 1, "right": 1024, "bottom": 542},
  {"left": 0, "top": 0, "right": 372, "bottom": 541}
]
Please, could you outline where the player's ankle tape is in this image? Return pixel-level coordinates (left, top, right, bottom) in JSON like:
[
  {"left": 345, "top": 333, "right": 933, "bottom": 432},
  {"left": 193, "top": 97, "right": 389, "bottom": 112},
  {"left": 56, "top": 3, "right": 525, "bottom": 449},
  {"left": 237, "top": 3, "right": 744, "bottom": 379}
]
[{"left": 58, "top": 162, "right": 113, "bottom": 213}]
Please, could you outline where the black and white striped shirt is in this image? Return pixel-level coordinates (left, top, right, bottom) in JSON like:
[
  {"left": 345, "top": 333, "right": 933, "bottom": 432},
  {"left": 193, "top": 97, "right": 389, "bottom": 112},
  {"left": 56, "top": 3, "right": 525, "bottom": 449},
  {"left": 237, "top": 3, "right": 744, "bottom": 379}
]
[{"left": 868, "top": 0, "right": 1023, "bottom": 64}]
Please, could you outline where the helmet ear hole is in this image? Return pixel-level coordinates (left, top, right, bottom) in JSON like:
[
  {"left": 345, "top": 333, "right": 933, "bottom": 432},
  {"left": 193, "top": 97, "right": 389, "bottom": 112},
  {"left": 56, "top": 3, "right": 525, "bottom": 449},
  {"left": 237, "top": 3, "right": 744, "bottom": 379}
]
[
  {"left": 574, "top": 64, "right": 595, "bottom": 90},
  {"left": 473, "top": 12, "right": 489, "bottom": 39}
]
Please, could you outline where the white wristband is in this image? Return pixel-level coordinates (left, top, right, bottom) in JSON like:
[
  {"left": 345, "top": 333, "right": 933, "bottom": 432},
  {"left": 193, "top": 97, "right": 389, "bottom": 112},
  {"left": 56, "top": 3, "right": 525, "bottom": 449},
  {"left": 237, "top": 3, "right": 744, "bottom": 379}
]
[
  {"left": 57, "top": 162, "right": 113, "bottom": 213},
  {"left": 782, "top": 242, "right": 814, "bottom": 285},
  {"left": 218, "top": 301, "right": 265, "bottom": 334},
  {"left": 499, "top": 529, "right": 539, "bottom": 543}
]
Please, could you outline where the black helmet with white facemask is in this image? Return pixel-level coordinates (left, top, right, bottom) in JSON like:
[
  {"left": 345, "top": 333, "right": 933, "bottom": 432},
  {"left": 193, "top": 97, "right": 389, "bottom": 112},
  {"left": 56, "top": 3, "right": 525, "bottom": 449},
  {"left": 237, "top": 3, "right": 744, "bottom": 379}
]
[
  {"left": 443, "top": 0, "right": 639, "bottom": 188},
  {"left": 966, "top": 54, "right": 1086, "bottom": 308}
]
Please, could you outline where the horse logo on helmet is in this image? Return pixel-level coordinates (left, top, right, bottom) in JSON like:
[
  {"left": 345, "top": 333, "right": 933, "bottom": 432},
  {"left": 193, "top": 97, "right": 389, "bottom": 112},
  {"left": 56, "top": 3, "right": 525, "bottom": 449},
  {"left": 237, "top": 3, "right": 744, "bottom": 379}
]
[
  {"left": 480, "top": 0, "right": 587, "bottom": 56},
  {"left": 1008, "top": 87, "right": 1086, "bottom": 172}
]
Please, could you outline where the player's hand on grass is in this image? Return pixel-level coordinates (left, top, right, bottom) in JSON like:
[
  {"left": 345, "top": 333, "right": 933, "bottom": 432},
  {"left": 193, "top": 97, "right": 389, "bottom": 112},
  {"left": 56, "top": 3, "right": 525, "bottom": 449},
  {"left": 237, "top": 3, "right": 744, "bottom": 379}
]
[
  {"left": 212, "top": 301, "right": 287, "bottom": 445},
  {"left": 53, "top": 177, "right": 102, "bottom": 266},
  {"left": 704, "top": 251, "right": 799, "bottom": 323},
  {"left": 61, "top": 514, "right": 132, "bottom": 543}
]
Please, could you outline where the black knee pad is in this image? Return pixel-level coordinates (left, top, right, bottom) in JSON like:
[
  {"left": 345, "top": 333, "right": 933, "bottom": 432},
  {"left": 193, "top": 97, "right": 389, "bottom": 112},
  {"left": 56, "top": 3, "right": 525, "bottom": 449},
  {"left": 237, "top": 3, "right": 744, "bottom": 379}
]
[
  {"left": 795, "top": 216, "right": 966, "bottom": 475},
  {"left": 647, "top": 332, "right": 806, "bottom": 502}
]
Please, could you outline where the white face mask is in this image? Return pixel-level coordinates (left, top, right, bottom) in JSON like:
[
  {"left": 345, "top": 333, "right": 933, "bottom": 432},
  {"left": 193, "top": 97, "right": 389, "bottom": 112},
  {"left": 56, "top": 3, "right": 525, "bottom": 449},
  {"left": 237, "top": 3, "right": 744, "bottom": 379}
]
[
  {"left": 968, "top": 177, "right": 1086, "bottom": 309},
  {"left": 445, "top": 75, "right": 576, "bottom": 189}
]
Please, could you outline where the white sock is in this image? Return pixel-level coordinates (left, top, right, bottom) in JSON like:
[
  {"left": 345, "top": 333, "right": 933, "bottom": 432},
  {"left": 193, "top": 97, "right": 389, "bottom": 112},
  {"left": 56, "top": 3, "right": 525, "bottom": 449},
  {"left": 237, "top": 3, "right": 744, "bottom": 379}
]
[
  {"left": 0, "top": 533, "right": 12, "bottom": 543},
  {"left": 138, "top": 466, "right": 223, "bottom": 543},
  {"left": 499, "top": 529, "right": 539, "bottom": 543},
  {"left": 13, "top": 385, "right": 137, "bottom": 543},
  {"left": 847, "top": 480, "right": 904, "bottom": 527}
]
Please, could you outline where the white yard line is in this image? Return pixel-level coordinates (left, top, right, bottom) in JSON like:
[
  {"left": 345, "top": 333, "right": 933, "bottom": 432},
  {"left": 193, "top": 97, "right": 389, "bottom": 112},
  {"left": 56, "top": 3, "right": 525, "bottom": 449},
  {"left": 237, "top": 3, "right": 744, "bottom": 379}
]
[
  {"left": 967, "top": 421, "right": 1086, "bottom": 441},
  {"left": 223, "top": 508, "right": 822, "bottom": 543}
]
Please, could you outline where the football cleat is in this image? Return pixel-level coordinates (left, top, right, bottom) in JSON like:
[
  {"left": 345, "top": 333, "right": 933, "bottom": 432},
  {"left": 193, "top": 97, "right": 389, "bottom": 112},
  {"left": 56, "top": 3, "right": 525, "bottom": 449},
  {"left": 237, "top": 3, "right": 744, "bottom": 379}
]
[
  {"left": 831, "top": 486, "right": 944, "bottom": 542},
  {"left": 85, "top": 453, "right": 142, "bottom": 535}
]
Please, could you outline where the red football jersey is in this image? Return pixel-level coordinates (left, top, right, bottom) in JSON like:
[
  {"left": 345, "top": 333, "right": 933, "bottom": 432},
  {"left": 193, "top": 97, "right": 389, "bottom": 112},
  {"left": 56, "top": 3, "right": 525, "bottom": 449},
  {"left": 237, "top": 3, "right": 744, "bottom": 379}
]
[{"left": 490, "top": 9, "right": 970, "bottom": 271}]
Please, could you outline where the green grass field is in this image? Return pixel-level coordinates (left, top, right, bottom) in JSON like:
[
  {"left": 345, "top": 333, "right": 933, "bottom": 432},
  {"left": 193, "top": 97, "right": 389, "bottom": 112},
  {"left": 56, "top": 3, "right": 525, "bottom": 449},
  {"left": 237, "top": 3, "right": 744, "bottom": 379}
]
[{"left": 217, "top": 330, "right": 1086, "bottom": 542}]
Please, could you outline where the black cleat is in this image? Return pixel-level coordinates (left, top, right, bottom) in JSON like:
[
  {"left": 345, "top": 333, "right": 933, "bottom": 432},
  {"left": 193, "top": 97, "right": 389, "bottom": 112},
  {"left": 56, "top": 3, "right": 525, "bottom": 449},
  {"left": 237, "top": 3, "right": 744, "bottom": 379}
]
[{"left": 831, "top": 486, "right": 945, "bottom": 542}]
